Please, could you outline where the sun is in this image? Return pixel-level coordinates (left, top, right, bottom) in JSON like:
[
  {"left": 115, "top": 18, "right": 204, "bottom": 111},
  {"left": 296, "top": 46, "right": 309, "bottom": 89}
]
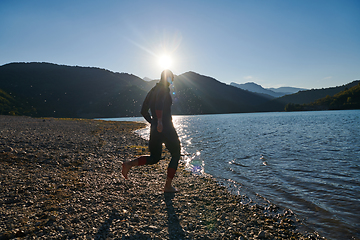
[{"left": 158, "top": 55, "right": 173, "bottom": 69}]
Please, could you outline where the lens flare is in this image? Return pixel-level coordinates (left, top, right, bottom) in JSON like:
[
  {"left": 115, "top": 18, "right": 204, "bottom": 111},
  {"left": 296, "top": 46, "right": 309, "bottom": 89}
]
[{"left": 158, "top": 55, "right": 172, "bottom": 69}]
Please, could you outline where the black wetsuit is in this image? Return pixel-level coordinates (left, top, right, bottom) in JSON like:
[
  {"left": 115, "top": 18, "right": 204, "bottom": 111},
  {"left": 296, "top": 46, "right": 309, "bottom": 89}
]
[{"left": 138, "top": 83, "right": 180, "bottom": 178}]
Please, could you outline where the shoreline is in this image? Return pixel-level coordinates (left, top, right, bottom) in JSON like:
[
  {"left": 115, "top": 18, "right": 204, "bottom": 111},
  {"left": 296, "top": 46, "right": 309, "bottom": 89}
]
[{"left": 0, "top": 115, "right": 325, "bottom": 239}]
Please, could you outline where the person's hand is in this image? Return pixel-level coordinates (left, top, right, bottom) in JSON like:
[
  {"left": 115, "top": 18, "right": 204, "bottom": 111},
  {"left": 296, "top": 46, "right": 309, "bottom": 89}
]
[{"left": 157, "top": 119, "right": 163, "bottom": 132}]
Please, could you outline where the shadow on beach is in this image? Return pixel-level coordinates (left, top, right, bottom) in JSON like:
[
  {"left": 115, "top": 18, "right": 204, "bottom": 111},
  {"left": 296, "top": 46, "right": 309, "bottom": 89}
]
[
  {"left": 164, "top": 192, "right": 185, "bottom": 239},
  {"left": 94, "top": 208, "right": 152, "bottom": 240},
  {"left": 93, "top": 193, "right": 185, "bottom": 239},
  {"left": 94, "top": 209, "right": 119, "bottom": 239}
]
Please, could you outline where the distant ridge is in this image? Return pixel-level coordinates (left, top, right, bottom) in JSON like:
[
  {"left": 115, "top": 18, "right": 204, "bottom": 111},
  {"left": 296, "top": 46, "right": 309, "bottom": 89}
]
[
  {"left": 269, "top": 86, "right": 307, "bottom": 94},
  {"left": 143, "top": 77, "right": 153, "bottom": 82},
  {"left": 230, "top": 82, "right": 306, "bottom": 98}
]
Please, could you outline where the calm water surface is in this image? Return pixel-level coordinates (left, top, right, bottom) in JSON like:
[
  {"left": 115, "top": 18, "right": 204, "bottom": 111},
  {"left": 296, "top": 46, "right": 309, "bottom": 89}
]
[{"left": 110, "top": 110, "right": 360, "bottom": 240}]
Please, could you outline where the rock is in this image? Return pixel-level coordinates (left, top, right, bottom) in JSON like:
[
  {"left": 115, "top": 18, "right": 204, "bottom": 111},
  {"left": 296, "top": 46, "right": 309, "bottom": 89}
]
[
  {"left": 258, "top": 230, "right": 266, "bottom": 238},
  {"left": 188, "top": 223, "right": 194, "bottom": 231},
  {"left": 3, "top": 146, "right": 14, "bottom": 152}
]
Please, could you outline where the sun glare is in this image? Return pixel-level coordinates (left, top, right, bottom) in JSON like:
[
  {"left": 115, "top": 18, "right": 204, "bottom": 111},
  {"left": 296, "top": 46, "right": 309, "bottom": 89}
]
[{"left": 158, "top": 55, "right": 173, "bottom": 69}]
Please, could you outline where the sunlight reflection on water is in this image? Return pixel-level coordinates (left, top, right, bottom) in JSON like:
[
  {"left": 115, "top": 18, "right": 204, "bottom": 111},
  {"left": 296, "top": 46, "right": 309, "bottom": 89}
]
[{"left": 173, "top": 116, "right": 205, "bottom": 174}]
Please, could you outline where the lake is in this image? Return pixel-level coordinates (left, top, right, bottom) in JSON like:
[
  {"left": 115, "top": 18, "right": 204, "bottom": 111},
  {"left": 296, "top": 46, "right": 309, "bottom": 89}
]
[{"left": 106, "top": 110, "right": 360, "bottom": 240}]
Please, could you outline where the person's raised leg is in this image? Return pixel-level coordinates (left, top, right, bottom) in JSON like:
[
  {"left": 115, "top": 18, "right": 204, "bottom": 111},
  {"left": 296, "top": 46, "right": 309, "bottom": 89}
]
[{"left": 123, "top": 127, "right": 162, "bottom": 180}]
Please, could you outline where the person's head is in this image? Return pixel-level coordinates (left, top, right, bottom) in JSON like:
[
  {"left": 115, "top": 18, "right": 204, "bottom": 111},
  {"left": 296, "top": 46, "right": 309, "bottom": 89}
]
[{"left": 160, "top": 69, "right": 174, "bottom": 86}]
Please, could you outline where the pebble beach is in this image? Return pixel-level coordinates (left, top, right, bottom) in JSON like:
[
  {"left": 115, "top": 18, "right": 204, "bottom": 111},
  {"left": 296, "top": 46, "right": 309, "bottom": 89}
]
[{"left": 0, "top": 115, "right": 326, "bottom": 239}]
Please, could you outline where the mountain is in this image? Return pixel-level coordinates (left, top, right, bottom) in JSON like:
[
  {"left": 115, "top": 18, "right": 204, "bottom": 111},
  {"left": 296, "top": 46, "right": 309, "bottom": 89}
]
[
  {"left": 0, "top": 62, "right": 156, "bottom": 118},
  {"left": 0, "top": 88, "right": 35, "bottom": 116},
  {"left": 258, "top": 80, "right": 360, "bottom": 112},
  {"left": 143, "top": 77, "right": 153, "bottom": 82},
  {"left": 173, "top": 72, "right": 270, "bottom": 115},
  {"left": 230, "top": 82, "right": 306, "bottom": 98},
  {"left": 285, "top": 82, "right": 360, "bottom": 111},
  {"left": 268, "top": 86, "right": 307, "bottom": 94},
  {"left": 230, "top": 82, "right": 280, "bottom": 98},
  {"left": 276, "top": 81, "right": 360, "bottom": 105},
  {"left": 0, "top": 62, "right": 270, "bottom": 118}
]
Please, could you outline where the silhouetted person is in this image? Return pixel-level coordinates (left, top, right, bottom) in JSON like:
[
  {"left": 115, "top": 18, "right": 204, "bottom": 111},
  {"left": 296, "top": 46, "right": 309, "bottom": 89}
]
[{"left": 122, "top": 69, "right": 181, "bottom": 192}]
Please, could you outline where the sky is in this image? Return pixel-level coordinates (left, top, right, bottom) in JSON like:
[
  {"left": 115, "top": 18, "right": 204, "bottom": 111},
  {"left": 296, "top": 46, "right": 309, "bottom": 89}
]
[{"left": 0, "top": 0, "right": 359, "bottom": 89}]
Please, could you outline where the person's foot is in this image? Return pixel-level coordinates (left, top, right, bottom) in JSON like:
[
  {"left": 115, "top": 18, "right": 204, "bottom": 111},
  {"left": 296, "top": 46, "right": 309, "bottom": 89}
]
[
  {"left": 164, "top": 186, "right": 178, "bottom": 193},
  {"left": 122, "top": 162, "right": 131, "bottom": 179}
]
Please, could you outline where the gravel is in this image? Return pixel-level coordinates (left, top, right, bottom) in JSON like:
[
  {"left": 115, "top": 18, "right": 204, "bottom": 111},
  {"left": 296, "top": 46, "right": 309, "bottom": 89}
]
[{"left": 0, "top": 115, "right": 326, "bottom": 239}]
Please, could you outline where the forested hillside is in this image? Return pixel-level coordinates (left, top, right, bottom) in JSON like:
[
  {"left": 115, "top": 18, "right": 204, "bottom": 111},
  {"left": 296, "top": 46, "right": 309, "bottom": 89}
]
[
  {"left": 0, "top": 88, "right": 35, "bottom": 115},
  {"left": 285, "top": 82, "right": 360, "bottom": 111},
  {"left": 0, "top": 63, "right": 155, "bottom": 118},
  {"left": 259, "top": 80, "right": 360, "bottom": 112}
]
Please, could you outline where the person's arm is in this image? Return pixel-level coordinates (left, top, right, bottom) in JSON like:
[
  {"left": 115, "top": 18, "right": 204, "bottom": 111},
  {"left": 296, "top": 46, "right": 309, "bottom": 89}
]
[
  {"left": 140, "top": 89, "right": 154, "bottom": 124},
  {"left": 141, "top": 104, "right": 152, "bottom": 124}
]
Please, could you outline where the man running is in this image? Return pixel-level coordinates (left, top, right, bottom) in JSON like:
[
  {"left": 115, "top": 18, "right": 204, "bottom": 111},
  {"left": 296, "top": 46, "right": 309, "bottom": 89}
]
[{"left": 122, "top": 69, "right": 181, "bottom": 193}]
